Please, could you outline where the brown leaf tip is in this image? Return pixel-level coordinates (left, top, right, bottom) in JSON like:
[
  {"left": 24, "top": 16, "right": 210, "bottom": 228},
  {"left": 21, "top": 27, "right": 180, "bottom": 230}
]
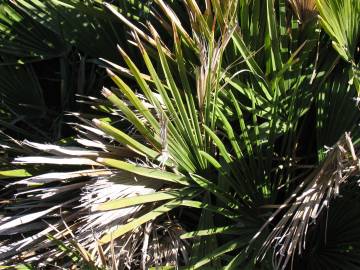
[
  {"left": 101, "top": 87, "right": 113, "bottom": 98},
  {"left": 106, "top": 68, "right": 115, "bottom": 77},
  {"left": 92, "top": 118, "right": 101, "bottom": 127}
]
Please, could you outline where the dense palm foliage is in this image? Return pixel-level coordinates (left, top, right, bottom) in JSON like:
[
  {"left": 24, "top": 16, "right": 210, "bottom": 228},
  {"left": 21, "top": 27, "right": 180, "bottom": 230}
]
[
  {"left": 0, "top": 0, "right": 152, "bottom": 140},
  {"left": 1, "top": 0, "right": 360, "bottom": 269}
]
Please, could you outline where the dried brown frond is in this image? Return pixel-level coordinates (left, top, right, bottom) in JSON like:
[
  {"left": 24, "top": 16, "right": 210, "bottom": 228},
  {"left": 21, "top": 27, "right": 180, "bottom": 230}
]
[
  {"left": 146, "top": 218, "right": 188, "bottom": 267},
  {"left": 253, "top": 132, "right": 360, "bottom": 270},
  {"left": 112, "top": 218, "right": 188, "bottom": 269},
  {"left": 289, "top": 0, "right": 317, "bottom": 24},
  {"left": 196, "top": 26, "right": 236, "bottom": 115}
]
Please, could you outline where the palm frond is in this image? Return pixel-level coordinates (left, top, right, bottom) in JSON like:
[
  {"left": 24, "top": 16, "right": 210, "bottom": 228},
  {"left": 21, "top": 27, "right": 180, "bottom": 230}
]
[{"left": 1, "top": 1, "right": 360, "bottom": 269}]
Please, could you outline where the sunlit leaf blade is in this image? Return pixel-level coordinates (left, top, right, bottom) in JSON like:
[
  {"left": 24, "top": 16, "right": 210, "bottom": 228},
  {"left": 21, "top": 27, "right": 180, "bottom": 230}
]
[{"left": 96, "top": 157, "right": 190, "bottom": 185}]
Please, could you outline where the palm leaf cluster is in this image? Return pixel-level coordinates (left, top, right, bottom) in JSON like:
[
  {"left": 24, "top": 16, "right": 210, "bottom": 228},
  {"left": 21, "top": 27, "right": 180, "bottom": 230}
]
[{"left": 0, "top": 0, "right": 360, "bottom": 269}]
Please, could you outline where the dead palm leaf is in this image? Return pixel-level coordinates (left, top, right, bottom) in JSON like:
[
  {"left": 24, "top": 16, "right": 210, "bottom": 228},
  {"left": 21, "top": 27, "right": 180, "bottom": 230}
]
[
  {"left": 289, "top": 0, "right": 317, "bottom": 24},
  {"left": 251, "top": 132, "right": 360, "bottom": 270}
]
